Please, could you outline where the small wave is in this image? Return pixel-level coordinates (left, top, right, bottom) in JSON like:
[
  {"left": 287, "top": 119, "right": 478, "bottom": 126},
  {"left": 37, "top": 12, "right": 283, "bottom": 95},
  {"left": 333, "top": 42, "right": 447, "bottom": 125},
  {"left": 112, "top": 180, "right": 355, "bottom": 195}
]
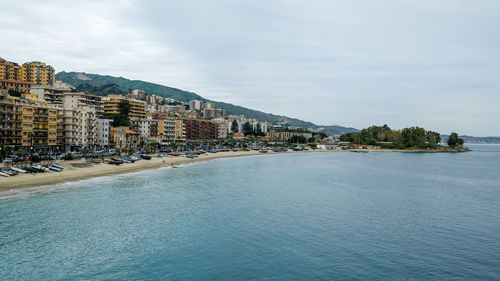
[{"left": 0, "top": 163, "right": 201, "bottom": 201}]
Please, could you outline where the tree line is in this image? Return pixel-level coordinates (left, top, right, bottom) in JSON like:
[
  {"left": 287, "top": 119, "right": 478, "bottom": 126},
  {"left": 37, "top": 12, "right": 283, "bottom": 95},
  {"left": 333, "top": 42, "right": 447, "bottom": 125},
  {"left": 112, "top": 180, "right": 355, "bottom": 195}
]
[{"left": 340, "top": 125, "right": 464, "bottom": 149}]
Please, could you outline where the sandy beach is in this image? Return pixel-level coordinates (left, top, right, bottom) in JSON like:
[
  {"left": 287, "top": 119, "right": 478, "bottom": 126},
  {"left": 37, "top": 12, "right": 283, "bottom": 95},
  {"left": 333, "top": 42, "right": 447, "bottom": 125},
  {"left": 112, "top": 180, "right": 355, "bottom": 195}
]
[{"left": 0, "top": 150, "right": 329, "bottom": 193}]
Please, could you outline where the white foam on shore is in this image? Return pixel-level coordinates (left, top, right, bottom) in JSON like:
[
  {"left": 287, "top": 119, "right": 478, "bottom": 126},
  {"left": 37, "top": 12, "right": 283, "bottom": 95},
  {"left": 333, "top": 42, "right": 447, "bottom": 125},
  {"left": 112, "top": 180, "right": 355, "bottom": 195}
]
[
  {"left": 0, "top": 152, "right": 282, "bottom": 201},
  {"left": 0, "top": 163, "right": 197, "bottom": 201}
]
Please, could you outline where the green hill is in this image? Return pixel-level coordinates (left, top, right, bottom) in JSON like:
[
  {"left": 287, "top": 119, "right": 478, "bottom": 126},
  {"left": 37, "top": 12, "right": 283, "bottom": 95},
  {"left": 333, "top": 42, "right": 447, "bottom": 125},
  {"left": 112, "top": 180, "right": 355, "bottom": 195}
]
[{"left": 55, "top": 71, "right": 357, "bottom": 135}]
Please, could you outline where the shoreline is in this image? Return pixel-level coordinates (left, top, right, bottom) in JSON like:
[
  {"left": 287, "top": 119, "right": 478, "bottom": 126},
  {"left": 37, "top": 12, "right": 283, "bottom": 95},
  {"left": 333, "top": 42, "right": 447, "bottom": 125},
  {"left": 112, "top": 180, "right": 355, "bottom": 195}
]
[
  {"left": 0, "top": 150, "right": 320, "bottom": 193},
  {"left": 0, "top": 147, "right": 470, "bottom": 194}
]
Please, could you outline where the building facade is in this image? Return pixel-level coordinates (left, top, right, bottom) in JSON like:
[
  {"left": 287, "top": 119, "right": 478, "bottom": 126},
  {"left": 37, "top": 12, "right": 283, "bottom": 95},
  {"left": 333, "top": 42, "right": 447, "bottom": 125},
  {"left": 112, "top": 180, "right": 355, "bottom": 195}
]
[
  {"left": 183, "top": 119, "right": 217, "bottom": 141},
  {"left": 103, "top": 95, "right": 146, "bottom": 118}
]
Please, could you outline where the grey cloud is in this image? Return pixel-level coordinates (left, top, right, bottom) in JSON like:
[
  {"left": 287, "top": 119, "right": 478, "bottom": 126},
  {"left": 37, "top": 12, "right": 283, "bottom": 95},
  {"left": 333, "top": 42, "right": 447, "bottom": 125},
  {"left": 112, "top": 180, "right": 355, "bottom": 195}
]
[{"left": 1, "top": 0, "right": 499, "bottom": 135}]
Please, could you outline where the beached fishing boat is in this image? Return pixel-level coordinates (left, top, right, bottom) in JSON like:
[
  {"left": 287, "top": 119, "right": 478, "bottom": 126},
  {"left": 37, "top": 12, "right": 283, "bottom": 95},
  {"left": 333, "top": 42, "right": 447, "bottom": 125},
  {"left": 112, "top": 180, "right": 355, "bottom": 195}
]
[
  {"left": 10, "top": 167, "right": 27, "bottom": 173},
  {"left": 48, "top": 165, "right": 63, "bottom": 172},
  {"left": 0, "top": 171, "right": 10, "bottom": 177},
  {"left": 108, "top": 158, "right": 123, "bottom": 165},
  {"left": 140, "top": 155, "right": 152, "bottom": 160},
  {"left": 51, "top": 164, "right": 64, "bottom": 170},
  {"left": 22, "top": 166, "right": 38, "bottom": 173},
  {"left": 2, "top": 168, "right": 19, "bottom": 176},
  {"left": 32, "top": 165, "right": 49, "bottom": 172},
  {"left": 259, "top": 150, "right": 268, "bottom": 153}
]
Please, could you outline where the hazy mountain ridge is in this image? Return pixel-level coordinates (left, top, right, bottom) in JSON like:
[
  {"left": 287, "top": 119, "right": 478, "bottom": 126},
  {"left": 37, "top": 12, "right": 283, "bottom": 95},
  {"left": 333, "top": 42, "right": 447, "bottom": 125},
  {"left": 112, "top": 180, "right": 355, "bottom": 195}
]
[
  {"left": 55, "top": 71, "right": 358, "bottom": 135},
  {"left": 441, "top": 135, "right": 500, "bottom": 144}
]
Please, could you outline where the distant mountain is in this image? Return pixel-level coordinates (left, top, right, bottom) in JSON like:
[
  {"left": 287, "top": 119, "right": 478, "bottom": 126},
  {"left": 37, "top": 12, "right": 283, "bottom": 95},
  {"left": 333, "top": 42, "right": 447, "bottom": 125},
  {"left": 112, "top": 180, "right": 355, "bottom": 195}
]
[
  {"left": 55, "top": 71, "right": 358, "bottom": 135},
  {"left": 441, "top": 135, "right": 500, "bottom": 144}
]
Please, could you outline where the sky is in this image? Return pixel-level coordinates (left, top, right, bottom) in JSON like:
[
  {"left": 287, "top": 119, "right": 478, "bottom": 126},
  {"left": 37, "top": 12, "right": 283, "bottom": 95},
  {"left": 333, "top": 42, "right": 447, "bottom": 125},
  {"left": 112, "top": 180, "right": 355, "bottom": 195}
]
[{"left": 1, "top": 0, "right": 499, "bottom": 136}]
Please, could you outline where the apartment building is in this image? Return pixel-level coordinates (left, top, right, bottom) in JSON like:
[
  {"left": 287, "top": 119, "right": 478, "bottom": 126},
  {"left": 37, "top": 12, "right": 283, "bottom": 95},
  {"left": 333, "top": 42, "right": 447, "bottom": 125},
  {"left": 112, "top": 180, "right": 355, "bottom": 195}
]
[
  {"left": 31, "top": 81, "right": 74, "bottom": 104},
  {"left": 212, "top": 118, "right": 228, "bottom": 139},
  {"left": 130, "top": 117, "right": 153, "bottom": 139},
  {"left": 189, "top": 100, "right": 203, "bottom": 111},
  {"left": 203, "top": 108, "right": 225, "bottom": 119},
  {"left": 174, "top": 119, "right": 186, "bottom": 142},
  {"left": 0, "top": 59, "right": 56, "bottom": 86},
  {"left": 0, "top": 96, "right": 24, "bottom": 146},
  {"left": 96, "top": 119, "right": 112, "bottom": 147},
  {"left": 156, "top": 119, "right": 176, "bottom": 144},
  {"left": 0, "top": 79, "right": 33, "bottom": 93},
  {"left": 103, "top": 95, "right": 146, "bottom": 118},
  {"left": 0, "top": 58, "right": 22, "bottom": 81},
  {"left": 20, "top": 62, "right": 55, "bottom": 86},
  {"left": 58, "top": 109, "right": 84, "bottom": 150},
  {"left": 183, "top": 119, "right": 217, "bottom": 141},
  {"left": 0, "top": 91, "right": 61, "bottom": 148}
]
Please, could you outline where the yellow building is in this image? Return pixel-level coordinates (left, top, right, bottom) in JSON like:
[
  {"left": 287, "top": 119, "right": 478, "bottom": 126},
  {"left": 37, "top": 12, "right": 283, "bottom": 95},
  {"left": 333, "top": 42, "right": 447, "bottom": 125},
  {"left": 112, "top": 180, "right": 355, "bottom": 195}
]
[
  {"left": 21, "top": 61, "right": 55, "bottom": 86},
  {"left": 103, "top": 95, "right": 146, "bottom": 118},
  {"left": 0, "top": 96, "right": 24, "bottom": 146},
  {"left": 0, "top": 58, "right": 55, "bottom": 86},
  {"left": 0, "top": 91, "right": 61, "bottom": 147},
  {"left": 174, "top": 118, "right": 186, "bottom": 141},
  {"left": 0, "top": 58, "right": 22, "bottom": 81}
]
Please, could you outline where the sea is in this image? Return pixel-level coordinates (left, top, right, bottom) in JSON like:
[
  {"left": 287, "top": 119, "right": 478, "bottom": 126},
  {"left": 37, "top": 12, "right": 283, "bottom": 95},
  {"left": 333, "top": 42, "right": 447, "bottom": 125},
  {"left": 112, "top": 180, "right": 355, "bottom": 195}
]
[{"left": 1, "top": 144, "right": 499, "bottom": 280}]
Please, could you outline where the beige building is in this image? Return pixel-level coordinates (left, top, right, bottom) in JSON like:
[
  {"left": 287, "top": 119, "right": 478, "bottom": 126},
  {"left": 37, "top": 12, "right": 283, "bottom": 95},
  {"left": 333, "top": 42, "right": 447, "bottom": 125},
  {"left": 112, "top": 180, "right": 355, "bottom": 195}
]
[
  {"left": 110, "top": 127, "right": 141, "bottom": 150},
  {"left": 174, "top": 119, "right": 186, "bottom": 142}
]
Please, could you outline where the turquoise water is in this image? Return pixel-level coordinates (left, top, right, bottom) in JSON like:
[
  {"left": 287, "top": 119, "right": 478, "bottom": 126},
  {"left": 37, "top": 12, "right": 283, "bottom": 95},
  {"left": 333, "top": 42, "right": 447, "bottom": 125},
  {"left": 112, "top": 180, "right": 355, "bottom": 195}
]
[{"left": 1, "top": 145, "right": 500, "bottom": 280}]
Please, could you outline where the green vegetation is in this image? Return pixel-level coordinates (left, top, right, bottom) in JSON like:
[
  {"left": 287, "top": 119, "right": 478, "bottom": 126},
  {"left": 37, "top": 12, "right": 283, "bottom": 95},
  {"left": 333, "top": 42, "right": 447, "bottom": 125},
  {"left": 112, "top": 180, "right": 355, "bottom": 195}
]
[
  {"left": 290, "top": 135, "right": 307, "bottom": 144},
  {"left": 231, "top": 120, "right": 238, "bottom": 133},
  {"left": 0, "top": 144, "right": 13, "bottom": 162},
  {"left": 242, "top": 122, "right": 266, "bottom": 137},
  {"left": 8, "top": 89, "right": 23, "bottom": 97},
  {"left": 109, "top": 100, "right": 130, "bottom": 127},
  {"left": 55, "top": 71, "right": 358, "bottom": 135},
  {"left": 447, "top": 132, "right": 465, "bottom": 147},
  {"left": 340, "top": 125, "right": 443, "bottom": 149}
]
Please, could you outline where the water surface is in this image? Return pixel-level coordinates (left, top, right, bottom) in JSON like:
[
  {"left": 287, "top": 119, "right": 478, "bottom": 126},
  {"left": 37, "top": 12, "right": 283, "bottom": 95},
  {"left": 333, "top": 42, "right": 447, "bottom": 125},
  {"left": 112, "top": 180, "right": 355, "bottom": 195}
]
[{"left": 1, "top": 145, "right": 500, "bottom": 280}]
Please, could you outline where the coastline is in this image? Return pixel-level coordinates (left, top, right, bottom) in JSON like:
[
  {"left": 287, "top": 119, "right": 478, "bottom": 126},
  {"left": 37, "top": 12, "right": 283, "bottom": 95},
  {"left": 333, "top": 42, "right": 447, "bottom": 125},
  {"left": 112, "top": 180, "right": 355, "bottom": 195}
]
[
  {"left": 0, "top": 147, "right": 470, "bottom": 194},
  {"left": 0, "top": 150, "right": 320, "bottom": 193}
]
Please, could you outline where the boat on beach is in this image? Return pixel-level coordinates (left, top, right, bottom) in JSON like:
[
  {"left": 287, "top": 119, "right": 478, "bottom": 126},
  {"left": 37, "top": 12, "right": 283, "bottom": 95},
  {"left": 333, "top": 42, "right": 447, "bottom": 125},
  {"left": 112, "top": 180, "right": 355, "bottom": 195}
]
[
  {"left": 10, "top": 167, "right": 27, "bottom": 173},
  {"left": 48, "top": 165, "right": 63, "bottom": 172},
  {"left": 32, "top": 165, "right": 49, "bottom": 172},
  {"left": 108, "top": 158, "right": 123, "bottom": 165},
  {"left": 22, "top": 166, "right": 39, "bottom": 173}
]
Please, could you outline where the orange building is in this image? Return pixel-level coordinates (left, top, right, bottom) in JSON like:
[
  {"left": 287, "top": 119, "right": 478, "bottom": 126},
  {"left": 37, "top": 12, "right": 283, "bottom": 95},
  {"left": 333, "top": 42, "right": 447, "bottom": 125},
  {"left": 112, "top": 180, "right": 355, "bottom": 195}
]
[{"left": 0, "top": 79, "right": 33, "bottom": 93}]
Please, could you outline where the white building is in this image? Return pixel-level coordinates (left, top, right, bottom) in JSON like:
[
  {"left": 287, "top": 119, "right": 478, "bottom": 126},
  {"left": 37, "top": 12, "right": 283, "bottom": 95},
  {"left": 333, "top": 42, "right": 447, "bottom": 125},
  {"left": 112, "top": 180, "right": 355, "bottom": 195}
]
[
  {"left": 212, "top": 118, "right": 229, "bottom": 139},
  {"left": 130, "top": 117, "right": 154, "bottom": 139},
  {"left": 204, "top": 101, "right": 215, "bottom": 110},
  {"left": 189, "top": 100, "right": 203, "bottom": 111}
]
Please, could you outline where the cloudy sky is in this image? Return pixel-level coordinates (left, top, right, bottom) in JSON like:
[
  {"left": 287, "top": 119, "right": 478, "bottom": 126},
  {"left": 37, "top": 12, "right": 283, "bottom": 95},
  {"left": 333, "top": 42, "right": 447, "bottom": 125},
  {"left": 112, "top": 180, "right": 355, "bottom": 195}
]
[{"left": 1, "top": 0, "right": 499, "bottom": 136}]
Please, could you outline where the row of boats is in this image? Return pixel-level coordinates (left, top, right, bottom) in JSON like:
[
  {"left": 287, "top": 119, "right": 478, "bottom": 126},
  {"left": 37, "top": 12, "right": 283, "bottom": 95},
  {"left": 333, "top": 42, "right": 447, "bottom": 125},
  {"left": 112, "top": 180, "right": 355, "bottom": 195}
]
[{"left": 0, "top": 164, "right": 64, "bottom": 177}]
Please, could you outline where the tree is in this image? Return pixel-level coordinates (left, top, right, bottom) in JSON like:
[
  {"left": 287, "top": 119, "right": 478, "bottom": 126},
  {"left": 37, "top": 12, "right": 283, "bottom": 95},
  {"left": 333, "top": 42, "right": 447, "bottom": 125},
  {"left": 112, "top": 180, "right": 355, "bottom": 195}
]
[
  {"left": 290, "top": 135, "right": 307, "bottom": 144},
  {"left": 0, "top": 144, "right": 13, "bottom": 162},
  {"left": 256, "top": 123, "right": 262, "bottom": 133},
  {"left": 447, "top": 132, "right": 464, "bottom": 147},
  {"left": 231, "top": 120, "right": 238, "bottom": 133},
  {"left": 110, "top": 100, "right": 130, "bottom": 127},
  {"left": 242, "top": 122, "right": 253, "bottom": 136}
]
